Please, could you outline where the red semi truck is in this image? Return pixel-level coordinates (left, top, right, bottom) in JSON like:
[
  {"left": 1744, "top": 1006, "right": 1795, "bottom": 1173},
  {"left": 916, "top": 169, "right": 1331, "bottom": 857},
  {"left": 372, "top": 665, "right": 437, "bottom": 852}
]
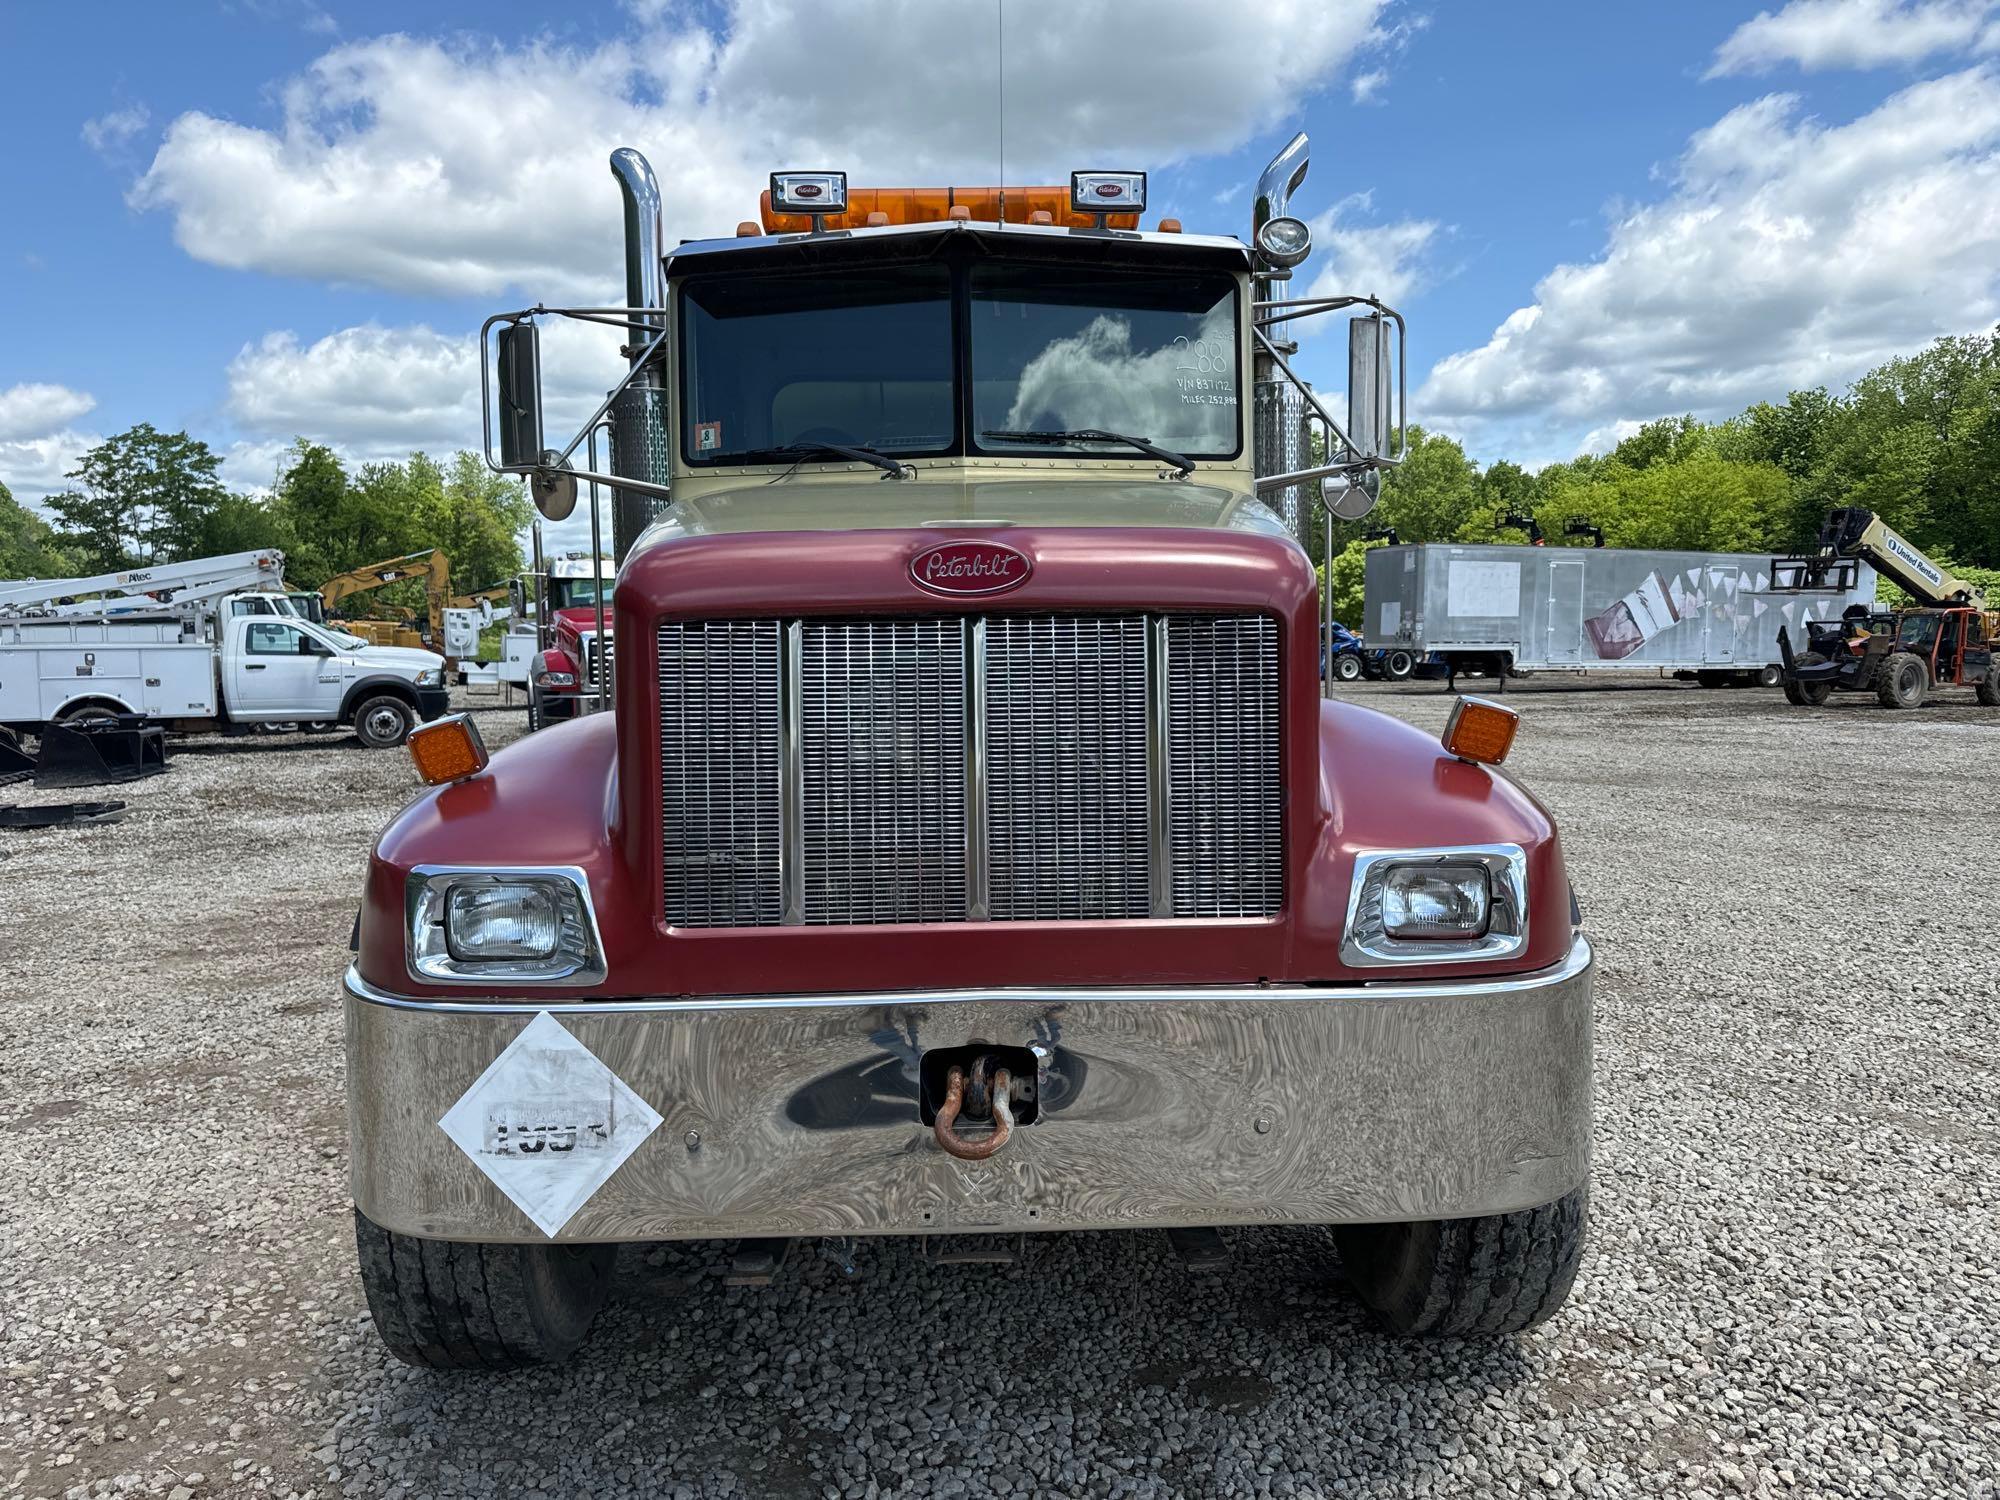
[{"left": 344, "top": 137, "right": 1593, "bottom": 1368}]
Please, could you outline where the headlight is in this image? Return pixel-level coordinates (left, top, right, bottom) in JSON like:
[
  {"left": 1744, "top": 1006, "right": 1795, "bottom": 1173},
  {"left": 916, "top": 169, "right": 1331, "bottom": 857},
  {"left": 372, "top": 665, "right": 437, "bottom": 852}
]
[
  {"left": 1256, "top": 214, "right": 1312, "bottom": 268},
  {"left": 415, "top": 667, "right": 444, "bottom": 687},
  {"left": 407, "top": 867, "right": 606, "bottom": 984},
  {"left": 1381, "top": 864, "right": 1490, "bottom": 940},
  {"left": 1342, "top": 845, "right": 1527, "bottom": 966}
]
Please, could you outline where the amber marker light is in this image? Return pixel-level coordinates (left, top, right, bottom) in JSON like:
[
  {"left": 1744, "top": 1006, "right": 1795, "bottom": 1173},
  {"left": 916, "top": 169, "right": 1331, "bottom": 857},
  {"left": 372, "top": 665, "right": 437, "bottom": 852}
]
[
  {"left": 407, "top": 713, "right": 490, "bottom": 786},
  {"left": 1442, "top": 696, "right": 1519, "bottom": 767}
]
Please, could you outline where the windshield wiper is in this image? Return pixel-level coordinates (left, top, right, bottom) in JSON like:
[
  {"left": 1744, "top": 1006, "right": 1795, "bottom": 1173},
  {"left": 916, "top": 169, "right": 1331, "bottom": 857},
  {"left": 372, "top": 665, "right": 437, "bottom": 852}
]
[
  {"left": 755, "top": 441, "right": 914, "bottom": 481},
  {"left": 981, "top": 428, "right": 1195, "bottom": 476}
]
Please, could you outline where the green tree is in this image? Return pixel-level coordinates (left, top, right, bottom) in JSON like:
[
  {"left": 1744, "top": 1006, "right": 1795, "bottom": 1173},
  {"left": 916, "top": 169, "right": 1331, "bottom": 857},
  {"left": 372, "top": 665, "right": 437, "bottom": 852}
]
[
  {"left": 0, "top": 479, "right": 73, "bottom": 578},
  {"left": 42, "top": 424, "right": 229, "bottom": 569},
  {"left": 1535, "top": 453, "right": 1790, "bottom": 553},
  {"left": 1610, "top": 414, "right": 1709, "bottom": 471},
  {"left": 193, "top": 492, "right": 286, "bottom": 558},
  {"left": 416, "top": 452, "right": 530, "bottom": 592}
]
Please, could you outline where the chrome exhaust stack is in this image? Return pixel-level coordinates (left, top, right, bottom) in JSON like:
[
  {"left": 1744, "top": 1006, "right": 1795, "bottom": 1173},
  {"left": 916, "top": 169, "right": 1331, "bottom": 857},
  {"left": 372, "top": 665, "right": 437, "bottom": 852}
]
[
  {"left": 608, "top": 147, "right": 671, "bottom": 562},
  {"left": 1251, "top": 132, "right": 1312, "bottom": 542}
]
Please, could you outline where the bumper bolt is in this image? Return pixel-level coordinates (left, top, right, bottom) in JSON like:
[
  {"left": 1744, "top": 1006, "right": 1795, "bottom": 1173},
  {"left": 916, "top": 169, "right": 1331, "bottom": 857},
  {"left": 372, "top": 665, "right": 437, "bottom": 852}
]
[{"left": 685, "top": 1129, "right": 702, "bottom": 1152}]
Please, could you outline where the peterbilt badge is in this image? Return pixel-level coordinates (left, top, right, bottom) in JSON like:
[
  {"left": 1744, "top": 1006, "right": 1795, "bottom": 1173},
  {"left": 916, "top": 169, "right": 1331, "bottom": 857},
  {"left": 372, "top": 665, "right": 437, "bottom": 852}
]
[{"left": 909, "top": 540, "right": 1032, "bottom": 597}]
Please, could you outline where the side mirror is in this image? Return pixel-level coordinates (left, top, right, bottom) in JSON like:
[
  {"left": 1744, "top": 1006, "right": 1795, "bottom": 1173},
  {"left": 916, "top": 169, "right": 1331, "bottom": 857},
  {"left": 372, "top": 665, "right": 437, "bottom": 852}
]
[
  {"left": 496, "top": 322, "right": 544, "bottom": 469},
  {"left": 1347, "top": 314, "right": 1392, "bottom": 464},
  {"left": 509, "top": 577, "right": 526, "bottom": 619}
]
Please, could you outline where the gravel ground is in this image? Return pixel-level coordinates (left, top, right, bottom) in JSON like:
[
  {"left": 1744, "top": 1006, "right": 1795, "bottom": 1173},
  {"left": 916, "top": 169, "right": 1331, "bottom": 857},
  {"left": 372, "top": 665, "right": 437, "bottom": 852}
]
[{"left": 1, "top": 677, "right": 1995, "bottom": 1500}]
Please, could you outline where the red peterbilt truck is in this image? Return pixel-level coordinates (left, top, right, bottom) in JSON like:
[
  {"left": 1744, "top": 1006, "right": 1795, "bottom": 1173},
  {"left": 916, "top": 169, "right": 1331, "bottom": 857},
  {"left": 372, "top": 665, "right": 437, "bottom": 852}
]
[{"left": 344, "top": 137, "right": 1593, "bottom": 1368}]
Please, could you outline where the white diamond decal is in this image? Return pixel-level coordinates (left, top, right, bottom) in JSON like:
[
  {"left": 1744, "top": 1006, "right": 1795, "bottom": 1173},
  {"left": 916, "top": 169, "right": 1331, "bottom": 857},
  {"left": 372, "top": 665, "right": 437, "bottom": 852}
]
[{"left": 438, "top": 1011, "right": 662, "bottom": 1237}]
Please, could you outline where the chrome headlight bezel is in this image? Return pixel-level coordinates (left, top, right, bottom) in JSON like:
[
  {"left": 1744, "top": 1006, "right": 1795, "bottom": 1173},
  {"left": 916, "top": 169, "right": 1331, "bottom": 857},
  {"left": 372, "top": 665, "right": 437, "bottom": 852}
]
[
  {"left": 1341, "top": 844, "right": 1528, "bottom": 967},
  {"left": 414, "top": 667, "right": 445, "bottom": 687},
  {"left": 406, "top": 865, "right": 607, "bottom": 985}
]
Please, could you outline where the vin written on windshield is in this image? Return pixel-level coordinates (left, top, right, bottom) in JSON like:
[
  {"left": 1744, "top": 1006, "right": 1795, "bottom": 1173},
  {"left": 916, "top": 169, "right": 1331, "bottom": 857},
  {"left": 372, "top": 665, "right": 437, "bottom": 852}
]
[{"left": 676, "top": 259, "right": 1241, "bottom": 466}]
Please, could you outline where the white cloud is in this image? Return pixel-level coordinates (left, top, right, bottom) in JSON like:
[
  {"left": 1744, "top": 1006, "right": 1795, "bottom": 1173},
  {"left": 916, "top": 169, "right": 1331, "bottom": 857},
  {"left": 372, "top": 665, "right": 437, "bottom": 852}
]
[
  {"left": 0, "top": 432, "right": 99, "bottom": 507},
  {"left": 225, "top": 318, "right": 625, "bottom": 464},
  {"left": 1708, "top": 0, "right": 1998, "bottom": 77},
  {"left": 1420, "top": 68, "right": 2000, "bottom": 460},
  {"left": 1351, "top": 69, "right": 1389, "bottom": 104},
  {"left": 1296, "top": 193, "right": 1438, "bottom": 318},
  {"left": 133, "top": 0, "right": 1394, "bottom": 299},
  {"left": 0, "top": 383, "right": 97, "bottom": 443},
  {"left": 81, "top": 104, "right": 151, "bottom": 157}
]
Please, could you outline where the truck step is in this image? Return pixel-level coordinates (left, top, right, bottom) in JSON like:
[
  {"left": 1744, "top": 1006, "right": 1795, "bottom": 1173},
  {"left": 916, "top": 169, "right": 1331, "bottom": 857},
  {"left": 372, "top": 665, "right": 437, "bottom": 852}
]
[
  {"left": 922, "top": 1233, "right": 1026, "bottom": 1267},
  {"left": 723, "top": 1237, "right": 793, "bottom": 1287},
  {"left": 1166, "top": 1226, "right": 1231, "bottom": 1273}
]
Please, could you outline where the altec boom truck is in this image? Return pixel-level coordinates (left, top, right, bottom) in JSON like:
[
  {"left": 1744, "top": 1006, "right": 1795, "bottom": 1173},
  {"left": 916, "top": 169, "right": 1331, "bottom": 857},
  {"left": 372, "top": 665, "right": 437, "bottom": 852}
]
[
  {"left": 0, "top": 549, "right": 450, "bottom": 746},
  {"left": 343, "top": 140, "right": 1595, "bottom": 1368}
]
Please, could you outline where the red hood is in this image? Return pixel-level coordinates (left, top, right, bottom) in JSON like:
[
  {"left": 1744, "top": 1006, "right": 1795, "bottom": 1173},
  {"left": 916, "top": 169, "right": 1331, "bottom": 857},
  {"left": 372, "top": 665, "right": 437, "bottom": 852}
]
[{"left": 360, "top": 523, "right": 1571, "bottom": 999}]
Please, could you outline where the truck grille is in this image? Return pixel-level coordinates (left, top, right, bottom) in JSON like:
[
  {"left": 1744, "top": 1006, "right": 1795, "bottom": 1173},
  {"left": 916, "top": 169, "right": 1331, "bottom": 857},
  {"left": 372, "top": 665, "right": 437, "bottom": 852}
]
[
  {"left": 581, "top": 630, "right": 613, "bottom": 688},
  {"left": 657, "top": 613, "right": 1282, "bottom": 928}
]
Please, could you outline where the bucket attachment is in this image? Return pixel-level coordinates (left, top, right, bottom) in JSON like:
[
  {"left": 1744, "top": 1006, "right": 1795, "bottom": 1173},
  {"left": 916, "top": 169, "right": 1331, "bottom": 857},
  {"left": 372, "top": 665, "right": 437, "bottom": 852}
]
[{"left": 34, "top": 716, "right": 169, "bottom": 789}]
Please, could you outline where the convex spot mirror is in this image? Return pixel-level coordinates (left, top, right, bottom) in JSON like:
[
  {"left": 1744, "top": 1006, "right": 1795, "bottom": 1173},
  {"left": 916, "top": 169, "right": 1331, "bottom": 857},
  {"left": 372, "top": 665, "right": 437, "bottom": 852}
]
[
  {"left": 530, "top": 450, "right": 578, "bottom": 522},
  {"left": 1322, "top": 468, "right": 1381, "bottom": 521}
]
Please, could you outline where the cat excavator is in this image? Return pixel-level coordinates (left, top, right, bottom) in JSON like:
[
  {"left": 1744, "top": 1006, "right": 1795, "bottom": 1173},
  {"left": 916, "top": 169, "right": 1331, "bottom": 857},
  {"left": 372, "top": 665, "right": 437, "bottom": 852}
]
[
  {"left": 320, "top": 550, "right": 451, "bottom": 652},
  {"left": 1775, "top": 508, "right": 1998, "bottom": 710}
]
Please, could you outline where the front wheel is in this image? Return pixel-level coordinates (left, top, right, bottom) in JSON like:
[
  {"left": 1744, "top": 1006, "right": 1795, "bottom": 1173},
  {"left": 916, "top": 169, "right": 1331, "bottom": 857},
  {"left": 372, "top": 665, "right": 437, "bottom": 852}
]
[
  {"left": 1978, "top": 665, "right": 2000, "bottom": 707},
  {"left": 1383, "top": 649, "right": 1416, "bottom": 682},
  {"left": 1333, "top": 653, "right": 1364, "bottom": 683},
  {"left": 352, "top": 694, "right": 416, "bottom": 748},
  {"left": 1792, "top": 652, "right": 1834, "bottom": 707},
  {"left": 1334, "top": 1184, "right": 1588, "bottom": 1336},
  {"left": 354, "top": 1210, "right": 617, "bottom": 1370},
  {"left": 1875, "top": 651, "right": 1928, "bottom": 710}
]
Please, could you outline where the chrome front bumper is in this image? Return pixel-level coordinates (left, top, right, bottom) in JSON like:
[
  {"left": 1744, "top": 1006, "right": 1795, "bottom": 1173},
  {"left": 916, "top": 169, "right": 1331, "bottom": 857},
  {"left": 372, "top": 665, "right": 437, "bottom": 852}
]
[{"left": 345, "top": 937, "right": 1592, "bottom": 1243}]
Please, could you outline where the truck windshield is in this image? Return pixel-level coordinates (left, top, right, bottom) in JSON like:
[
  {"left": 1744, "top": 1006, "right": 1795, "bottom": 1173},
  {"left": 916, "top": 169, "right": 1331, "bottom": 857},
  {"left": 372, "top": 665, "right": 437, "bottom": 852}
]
[
  {"left": 680, "top": 266, "right": 954, "bottom": 464},
  {"left": 677, "top": 255, "right": 1242, "bottom": 466},
  {"left": 968, "top": 265, "right": 1239, "bottom": 459}
]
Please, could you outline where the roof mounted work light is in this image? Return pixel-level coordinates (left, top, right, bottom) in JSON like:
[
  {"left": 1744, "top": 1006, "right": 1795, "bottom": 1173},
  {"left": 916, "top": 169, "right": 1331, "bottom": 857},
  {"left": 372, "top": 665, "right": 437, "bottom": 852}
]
[
  {"left": 770, "top": 171, "right": 848, "bottom": 221},
  {"left": 1071, "top": 171, "right": 1147, "bottom": 221}
]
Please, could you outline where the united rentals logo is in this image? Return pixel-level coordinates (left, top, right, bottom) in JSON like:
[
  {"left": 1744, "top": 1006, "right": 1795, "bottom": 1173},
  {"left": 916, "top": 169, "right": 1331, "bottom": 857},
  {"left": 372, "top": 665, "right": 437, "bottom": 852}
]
[{"left": 909, "top": 539, "right": 1032, "bottom": 597}]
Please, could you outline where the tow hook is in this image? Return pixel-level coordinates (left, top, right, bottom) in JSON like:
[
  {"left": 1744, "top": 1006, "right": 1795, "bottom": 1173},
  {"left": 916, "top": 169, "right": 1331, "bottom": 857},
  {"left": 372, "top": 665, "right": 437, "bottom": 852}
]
[{"left": 933, "top": 1055, "right": 1015, "bottom": 1161}]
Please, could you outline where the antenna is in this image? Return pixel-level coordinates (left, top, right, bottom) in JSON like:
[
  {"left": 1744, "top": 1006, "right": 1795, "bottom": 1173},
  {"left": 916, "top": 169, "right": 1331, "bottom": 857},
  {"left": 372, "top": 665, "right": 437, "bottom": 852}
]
[{"left": 996, "top": 0, "right": 1006, "bottom": 227}]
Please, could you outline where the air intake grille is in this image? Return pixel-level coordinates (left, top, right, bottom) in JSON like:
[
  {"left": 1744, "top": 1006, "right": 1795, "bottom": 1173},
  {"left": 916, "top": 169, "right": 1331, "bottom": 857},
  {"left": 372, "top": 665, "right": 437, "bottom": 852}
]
[
  {"left": 799, "top": 619, "right": 968, "bottom": 923},
  {"left": 984, "top": 615, "right": 1151, "bottom": 920},
  {"left": 656, "top": 612, "right": 1282, "bottom": 927},
  {"left": 1165, "top": 615, "right": 1283, "bottom": 917},
  {"left": 658, "top": 620, "right": 782, "bottom": 926}
]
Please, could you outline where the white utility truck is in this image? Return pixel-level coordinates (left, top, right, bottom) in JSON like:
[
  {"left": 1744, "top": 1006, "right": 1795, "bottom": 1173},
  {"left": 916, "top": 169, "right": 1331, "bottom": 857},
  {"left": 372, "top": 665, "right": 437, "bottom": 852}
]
[{"left": 0, "top": 550, "right": 450, "bottom": 748}]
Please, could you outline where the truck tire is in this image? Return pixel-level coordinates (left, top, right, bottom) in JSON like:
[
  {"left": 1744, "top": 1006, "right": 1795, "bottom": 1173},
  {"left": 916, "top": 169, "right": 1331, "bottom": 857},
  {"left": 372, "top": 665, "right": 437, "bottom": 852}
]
[
  {"left": 1332, "top": 652, "right": 1364, "bottom": 683},
  {"left": 1875, "top": 651, "right": 1928, "bottom": 710},
  {"left": 1334, "top": 1183, "right": 1588, "bottom": 1337},
  {"left": 1756, "top": 665, "right": 1783, "bottom": 689},
  {"left": 352, "top": 694, "right": 416, "bottom": 749},
  {"left": 1791, "top": 653, "right": 1833, "bottom": 707},
  {"left": 354, "top": 1210, "right": 617, "bottom": 1370},
  {"left": 1383, "top": 649, "right": 1416, "bottom": 682},
  {"left": 1977, "top": 664, "right": 2000, "bottom": 707}
]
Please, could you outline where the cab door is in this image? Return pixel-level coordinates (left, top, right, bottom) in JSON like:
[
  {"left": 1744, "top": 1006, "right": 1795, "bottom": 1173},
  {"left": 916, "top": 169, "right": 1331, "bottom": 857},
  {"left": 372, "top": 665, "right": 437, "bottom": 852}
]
[{"left": 231, "top": 619, "right": 339, "bottom": 716}]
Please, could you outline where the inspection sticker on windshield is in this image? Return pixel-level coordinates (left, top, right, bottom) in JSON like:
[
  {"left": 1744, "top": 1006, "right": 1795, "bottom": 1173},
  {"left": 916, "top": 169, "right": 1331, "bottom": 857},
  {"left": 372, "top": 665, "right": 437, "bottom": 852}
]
[
  {"left": 438, "top": 1011, "right": 662, "bottom": 1237},
  {"left": 695, "top": 420, "right": 722, "bottom": 452}
]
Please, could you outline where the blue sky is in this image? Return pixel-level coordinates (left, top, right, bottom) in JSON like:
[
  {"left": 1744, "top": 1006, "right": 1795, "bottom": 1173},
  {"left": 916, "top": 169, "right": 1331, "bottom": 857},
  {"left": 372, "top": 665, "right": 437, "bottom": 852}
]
[{"left": 5, "top": 0, "right": 1999, "bottom": 548}]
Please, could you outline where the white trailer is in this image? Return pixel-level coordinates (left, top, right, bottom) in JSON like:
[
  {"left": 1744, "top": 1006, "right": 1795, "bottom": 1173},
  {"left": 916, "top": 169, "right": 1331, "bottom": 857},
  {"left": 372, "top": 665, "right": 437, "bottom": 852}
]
[{"left": 1362, "top": 542, "right": 1877, "bottom": 685}]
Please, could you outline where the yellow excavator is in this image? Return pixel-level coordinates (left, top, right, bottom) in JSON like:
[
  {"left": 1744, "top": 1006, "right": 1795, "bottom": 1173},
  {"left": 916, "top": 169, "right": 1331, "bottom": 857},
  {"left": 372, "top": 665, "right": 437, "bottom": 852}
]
[{"left": 320, "top": 549, "right": 450, "bottom": 651}]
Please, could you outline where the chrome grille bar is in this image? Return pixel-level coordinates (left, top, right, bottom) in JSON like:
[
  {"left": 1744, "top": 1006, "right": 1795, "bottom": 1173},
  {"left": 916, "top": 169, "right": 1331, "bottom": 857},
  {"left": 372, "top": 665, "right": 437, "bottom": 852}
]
[
  {"left": 658, "top": 612, "right": 1281, "bottom": 927},
  {"left": 797, "top": 619, "right": 968, "bottom": 924},
  {"left": 1165, "top": 615, "right": 1283, "bottom": 917},
  {"left": 658, "top": 620, "right": 783, "bottom": 926},
  {"left": 984, "top": 614, "right": 1151, "bottom": 920}
]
